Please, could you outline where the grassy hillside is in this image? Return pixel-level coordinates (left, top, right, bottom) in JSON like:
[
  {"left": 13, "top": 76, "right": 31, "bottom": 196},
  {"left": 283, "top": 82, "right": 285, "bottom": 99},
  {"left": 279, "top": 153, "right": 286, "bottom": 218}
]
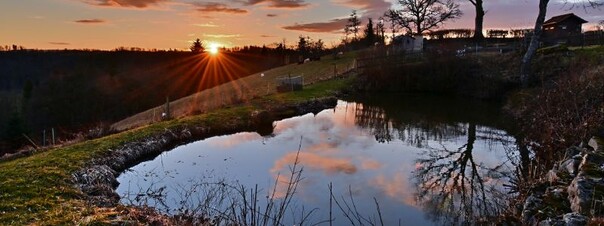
[{"left": 112, "top": 51, "right": 359, "bottom": 130}]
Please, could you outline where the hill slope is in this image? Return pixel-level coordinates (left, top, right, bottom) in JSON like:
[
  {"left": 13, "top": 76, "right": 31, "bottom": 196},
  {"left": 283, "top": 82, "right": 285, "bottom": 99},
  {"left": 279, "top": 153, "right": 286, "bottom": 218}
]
[{"left": 112, "top": 52, "right": 358, "bottom": 130}]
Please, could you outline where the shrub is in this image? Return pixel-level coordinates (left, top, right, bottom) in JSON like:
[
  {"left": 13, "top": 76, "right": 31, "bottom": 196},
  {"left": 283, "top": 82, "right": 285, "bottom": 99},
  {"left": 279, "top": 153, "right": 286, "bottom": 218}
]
[{"left": 515, "top": 64, "right": 604, "bottom": 161}]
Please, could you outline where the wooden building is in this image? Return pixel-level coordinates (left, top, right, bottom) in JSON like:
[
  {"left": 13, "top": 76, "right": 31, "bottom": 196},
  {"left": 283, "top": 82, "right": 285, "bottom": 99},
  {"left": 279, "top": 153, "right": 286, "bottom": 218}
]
[{"left": 542, "top": 13, "right": 588, "bottom": 46}]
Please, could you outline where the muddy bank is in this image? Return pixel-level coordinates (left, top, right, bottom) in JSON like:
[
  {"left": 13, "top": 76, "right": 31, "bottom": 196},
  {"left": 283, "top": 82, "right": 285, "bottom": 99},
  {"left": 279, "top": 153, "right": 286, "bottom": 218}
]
[{"left": 71, "top": 97, "right": 338, "bottom": 209}]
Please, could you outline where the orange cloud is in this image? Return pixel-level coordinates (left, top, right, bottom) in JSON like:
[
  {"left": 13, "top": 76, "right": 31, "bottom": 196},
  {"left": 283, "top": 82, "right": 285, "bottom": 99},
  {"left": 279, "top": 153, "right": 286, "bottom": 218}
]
[
  {"left": 193, "top": 2, "right": 248, "bottom": 14},
  {"left": 361, "top": 159, "right": 382, "bottom": 170},
  {"left": 82, "top": 0, "right": 168, "bottom": 8},
  {"left": 271, "top": 152, "right": 357, "bottom": 175},
  {"left": 48, "top": 42, "right": 70, "bottom": 45},
  {"left": 74, "top": 19, "right": 106, "bottom": 24},
  {"left": 371, "top": 173, "right": 416, "bottom": 206}
]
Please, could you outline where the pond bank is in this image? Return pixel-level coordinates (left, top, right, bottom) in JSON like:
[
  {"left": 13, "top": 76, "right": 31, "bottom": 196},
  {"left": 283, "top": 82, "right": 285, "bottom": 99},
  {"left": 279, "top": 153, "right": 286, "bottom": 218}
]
[
  {"left": 0, "top": 78, "right": 348, "bottom": 225},
  {"left": 72, "top": 96, "right": 338, "bottom": 209}
]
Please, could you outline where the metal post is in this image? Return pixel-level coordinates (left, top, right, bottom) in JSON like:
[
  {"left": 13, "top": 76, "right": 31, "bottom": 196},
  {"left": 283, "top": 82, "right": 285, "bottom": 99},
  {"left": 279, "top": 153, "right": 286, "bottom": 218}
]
[
  {"left": 51, "top": 128, "right": 55, "bottom": 146},
  {"left": 288, "top": 73, "right": 293, "bottom": 92},
  {"left": 42, "top": 130, "right": 46, "bottom": 146}
]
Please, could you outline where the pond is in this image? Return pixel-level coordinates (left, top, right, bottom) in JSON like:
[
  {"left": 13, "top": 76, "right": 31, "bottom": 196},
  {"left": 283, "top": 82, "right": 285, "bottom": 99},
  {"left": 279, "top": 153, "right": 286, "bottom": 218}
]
[{"left": 116, "top": 94, "right": 521, "bottom": 225}]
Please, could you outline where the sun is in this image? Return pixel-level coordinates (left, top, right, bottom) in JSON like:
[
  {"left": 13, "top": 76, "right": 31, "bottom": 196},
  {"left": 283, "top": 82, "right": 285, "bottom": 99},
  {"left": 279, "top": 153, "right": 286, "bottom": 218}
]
[{"left": 208, "top": 43, "right": 220, "bottom": 55}]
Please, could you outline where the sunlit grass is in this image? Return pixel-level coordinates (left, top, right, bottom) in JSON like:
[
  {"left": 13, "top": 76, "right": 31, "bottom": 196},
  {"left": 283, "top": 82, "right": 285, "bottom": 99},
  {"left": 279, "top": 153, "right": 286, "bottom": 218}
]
[{"left": 113, "top": 51, "right": 359, "bottom": 130}]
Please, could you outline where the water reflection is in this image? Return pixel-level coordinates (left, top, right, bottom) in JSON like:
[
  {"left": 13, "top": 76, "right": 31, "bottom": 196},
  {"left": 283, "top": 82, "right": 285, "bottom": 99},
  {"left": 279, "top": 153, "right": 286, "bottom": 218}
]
[{"left": 117, "top": 94, "right": 519, "bottom": 225}]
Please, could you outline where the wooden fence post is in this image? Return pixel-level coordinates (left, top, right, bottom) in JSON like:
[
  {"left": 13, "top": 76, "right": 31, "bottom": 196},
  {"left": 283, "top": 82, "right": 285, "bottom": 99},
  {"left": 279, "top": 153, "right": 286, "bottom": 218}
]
[{"left": 52, "top": 128, "right": 55, "bottom": 146}]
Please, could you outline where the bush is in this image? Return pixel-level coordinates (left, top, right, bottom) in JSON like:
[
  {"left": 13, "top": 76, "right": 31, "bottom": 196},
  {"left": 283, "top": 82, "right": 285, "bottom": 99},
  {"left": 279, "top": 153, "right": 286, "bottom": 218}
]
[{"left": 514, "top": 64, "right": 604, "bottom": 161}]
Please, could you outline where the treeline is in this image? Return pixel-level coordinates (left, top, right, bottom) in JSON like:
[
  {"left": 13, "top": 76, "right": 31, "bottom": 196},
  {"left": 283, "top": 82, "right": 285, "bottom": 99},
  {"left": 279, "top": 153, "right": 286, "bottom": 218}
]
[{"left": 0, "top": 49, "right": 289, "bottom": 154}]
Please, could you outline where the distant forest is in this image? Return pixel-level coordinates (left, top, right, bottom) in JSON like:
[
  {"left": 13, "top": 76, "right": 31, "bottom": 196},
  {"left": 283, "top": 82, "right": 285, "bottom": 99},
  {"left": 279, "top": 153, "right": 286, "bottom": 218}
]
[{"left": 0, "top": 46, "right": 300, "bottom": 153}]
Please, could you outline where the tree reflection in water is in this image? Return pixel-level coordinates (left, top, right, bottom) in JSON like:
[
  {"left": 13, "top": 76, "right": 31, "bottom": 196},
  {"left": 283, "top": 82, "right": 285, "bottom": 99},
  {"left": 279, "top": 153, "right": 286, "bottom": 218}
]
[
  {"left": 414, "top": 123, "right": 513, "bottom": 224},
  {"left": 349, "top": 94, "right": 523, "bottom": 224}
]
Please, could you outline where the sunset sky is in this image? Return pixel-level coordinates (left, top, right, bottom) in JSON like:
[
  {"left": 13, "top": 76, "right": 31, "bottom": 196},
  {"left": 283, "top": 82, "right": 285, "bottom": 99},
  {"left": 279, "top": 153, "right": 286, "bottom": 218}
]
[{"left": 1, "top": 0, "right": 602, "bottom": 50}]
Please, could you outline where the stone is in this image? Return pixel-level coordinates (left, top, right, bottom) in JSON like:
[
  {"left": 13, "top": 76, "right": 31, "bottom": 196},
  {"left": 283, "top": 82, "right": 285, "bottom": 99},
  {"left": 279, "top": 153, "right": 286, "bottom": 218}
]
[
  {"left": 559, "top": 157, "right": 581, "bottom": 176},
  {"left": 522, "top": 195, "right": 543, "bottom": 224},
  {"left": 588, "top": 136, "right": 603, "bottom": 152},
  {"left": 564, "top": 147, "right": 583, "bottom": 160},
  {"left": 562, "top": 212, "right": 588, "bottom": 226},
  {"left": 538, "top": 217, "right": 565, "bottom": 226},
  {"left": 567, "top": 175, "right": 600, "bottom": 214}
]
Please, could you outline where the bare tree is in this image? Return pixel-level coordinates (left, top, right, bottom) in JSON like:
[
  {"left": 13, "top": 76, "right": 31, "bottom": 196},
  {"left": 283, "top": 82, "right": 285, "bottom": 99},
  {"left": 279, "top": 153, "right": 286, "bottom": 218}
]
[
  {"left": 386, "top": 0, "right": 463, "bottom": 35},
  {"left": 520, "top": 0, "right": 602, "bottom": 87}
]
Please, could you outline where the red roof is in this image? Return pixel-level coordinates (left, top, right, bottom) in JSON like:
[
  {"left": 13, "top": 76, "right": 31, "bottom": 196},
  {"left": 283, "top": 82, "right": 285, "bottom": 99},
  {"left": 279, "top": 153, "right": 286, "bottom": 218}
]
[{"left": 544, "top": 13, "right": 588, "bottom": 26}]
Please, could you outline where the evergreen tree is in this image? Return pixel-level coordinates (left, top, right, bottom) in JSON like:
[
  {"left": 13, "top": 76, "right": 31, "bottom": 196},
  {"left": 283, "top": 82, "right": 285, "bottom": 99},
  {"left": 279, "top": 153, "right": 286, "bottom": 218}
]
[
  {"left": 363, "top": 18, "right": 376, "bottom": 46},
  {"left": 190, "top": 39, "right": 204, "bottom": 53}
]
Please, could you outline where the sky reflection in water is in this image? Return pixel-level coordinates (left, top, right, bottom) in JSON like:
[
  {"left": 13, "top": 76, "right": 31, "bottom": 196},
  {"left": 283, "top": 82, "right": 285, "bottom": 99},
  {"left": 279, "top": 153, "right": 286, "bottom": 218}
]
[{"left": 117, "top": 97, "right": 517, "bottom": 225}]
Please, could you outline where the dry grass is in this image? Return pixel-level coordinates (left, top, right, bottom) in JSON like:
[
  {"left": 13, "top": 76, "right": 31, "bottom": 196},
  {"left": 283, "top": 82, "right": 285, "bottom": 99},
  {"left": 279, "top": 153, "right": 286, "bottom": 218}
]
[{"left": 112, "top": 52, "right": 358, "bottom": 131}]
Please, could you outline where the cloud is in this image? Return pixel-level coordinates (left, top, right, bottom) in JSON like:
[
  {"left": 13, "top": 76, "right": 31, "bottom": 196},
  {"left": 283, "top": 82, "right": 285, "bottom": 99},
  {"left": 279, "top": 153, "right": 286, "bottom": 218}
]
[
  {"left": 282, "top": 18, "right": 348, "bottom": 33},
  {"left": 81, "top": 0, "right": 168, "bottom": 8},
  {"left": 281, "top": 0, "right": 391, "bottom": 33},
  {"left": 193, "top": 23, "right": 219, "bottom": 27},
  {"left": 207, "top": 133, "right": 260, "bottom": 148},
  {"left": 271, "top": 152, "right": 357, "bottom": 175},
  {"left": 193, "top": 2, "right": 248, "bottom": 14},
  {"left": 237, "top": 0, "right": 310, "bottom": 9},
  {"left": 361, "top": 159, "right": 382, "bottom": 170},
  {"left": 371, "top": 172, "right": 416, "bottom": 205},
  {"left": 74, "top": 19, "right": 106, "bottom": 24},
  {"left": 260, "top": 34, "right": 277, "bottom": 38},
  {"left": 266, "top": 13, "right": 278, "bottom": 17},
  {"left": 332, "top": 0, "right": 391, "bottom": 18},
  {"left": 203, "top": 33, "right": 241, "bottom": 38},
  {"left": 48, "top": 42, "right": 70, "bottom": 45}
]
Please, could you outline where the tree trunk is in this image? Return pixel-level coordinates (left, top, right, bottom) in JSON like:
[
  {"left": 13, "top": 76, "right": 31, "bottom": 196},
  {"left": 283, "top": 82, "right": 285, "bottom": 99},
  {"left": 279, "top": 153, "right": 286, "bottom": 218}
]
[
  {"left": 473, "top": 0, "right": 485, "bottom": 41},
  {"left": 520, "top": 0, "right": 549, "bottom": 87}
]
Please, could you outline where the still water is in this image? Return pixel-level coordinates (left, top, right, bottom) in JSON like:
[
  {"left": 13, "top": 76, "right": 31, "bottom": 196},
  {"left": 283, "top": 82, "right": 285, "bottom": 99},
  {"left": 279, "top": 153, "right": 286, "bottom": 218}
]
[{"left": 117, "top": 94, "right": 519, "bottom": 225}]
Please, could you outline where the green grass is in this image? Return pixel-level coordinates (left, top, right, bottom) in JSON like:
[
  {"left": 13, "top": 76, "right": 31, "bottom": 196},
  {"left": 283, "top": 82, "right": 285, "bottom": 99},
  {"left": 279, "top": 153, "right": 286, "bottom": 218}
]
[{"left": 0, "top": 76, "right": 354, "bottom": 225}]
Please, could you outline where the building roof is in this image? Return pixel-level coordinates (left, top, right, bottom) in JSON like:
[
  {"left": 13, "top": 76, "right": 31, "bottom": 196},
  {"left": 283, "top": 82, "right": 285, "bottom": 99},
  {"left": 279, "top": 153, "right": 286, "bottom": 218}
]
[{"left": 544, "top": 13, "right": 588, "bottom": 26}]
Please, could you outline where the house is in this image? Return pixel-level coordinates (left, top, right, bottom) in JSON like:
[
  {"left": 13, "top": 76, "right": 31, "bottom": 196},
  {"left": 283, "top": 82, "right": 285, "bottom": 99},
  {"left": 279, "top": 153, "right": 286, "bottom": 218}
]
[
  {"left": 392, "top": 35, "right": 424, "bottom": 53},
  {"left": 542, "top": 13, "right": 587, "bottom": 46}
]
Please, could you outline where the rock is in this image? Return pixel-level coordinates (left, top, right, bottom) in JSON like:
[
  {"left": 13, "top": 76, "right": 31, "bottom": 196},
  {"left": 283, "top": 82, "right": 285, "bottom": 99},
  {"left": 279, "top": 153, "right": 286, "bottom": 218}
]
[
  {"left": 538, "top": 217, "right": 565, "bottom": 226},
  {"left": 522, "top": 195, "right": 543, "bottom": 224},
  {"left": 559, "top": 157, "right": 581, "bottom": 176},
  {"left": 562, "top": 212, "right": 588, "bottom": 226},
  {"left": 567, "top": 175, "right": 602, "bottom": 214},
  {"left": 564, "top": 147, "right": 583, "bottom": 160},
  {"left": 546, "top": 185, "right": 568, "bottom": 200},
  {"left": 588, "top": 137, "right": 603, "bottom": 152}
]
